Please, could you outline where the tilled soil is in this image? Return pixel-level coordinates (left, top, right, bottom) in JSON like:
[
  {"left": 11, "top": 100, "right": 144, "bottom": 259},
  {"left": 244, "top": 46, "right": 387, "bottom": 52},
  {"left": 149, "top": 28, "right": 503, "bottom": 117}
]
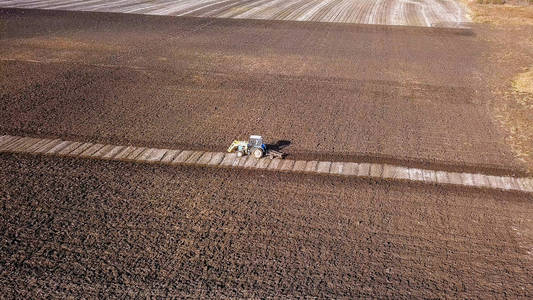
[
  {"left": 0, "top": 0, "right": 469, "bottom": 27},
  {"left": 1, "top": 153, "right": 532, "bottom": 298},
  {"left": 0, "top": 8, "right": 526, "bottom": 174}
]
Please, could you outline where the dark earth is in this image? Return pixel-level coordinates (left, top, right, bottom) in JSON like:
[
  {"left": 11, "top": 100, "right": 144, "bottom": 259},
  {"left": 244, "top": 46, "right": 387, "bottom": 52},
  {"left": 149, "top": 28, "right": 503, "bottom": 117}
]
[
  {"left": 1, "top": 8, "right": 533, "bottom": 298},
  {"left": 1, "top": 154, "right": 532, "bottom": 298},
  {"left": 0, "top": 8, "right": 527, "bottom": 175}
]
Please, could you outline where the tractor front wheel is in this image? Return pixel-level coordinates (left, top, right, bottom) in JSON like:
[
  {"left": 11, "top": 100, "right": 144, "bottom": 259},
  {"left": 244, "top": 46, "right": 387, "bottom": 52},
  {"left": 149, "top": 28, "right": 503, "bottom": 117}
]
[{"left": 252, "top": 148, "right": 263, "bottom": 159}]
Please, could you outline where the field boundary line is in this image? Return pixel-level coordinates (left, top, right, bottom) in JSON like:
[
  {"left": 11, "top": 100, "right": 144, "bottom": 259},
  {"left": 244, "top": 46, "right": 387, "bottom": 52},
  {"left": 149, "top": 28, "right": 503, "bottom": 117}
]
[{"left": 1, "top": 135, "right": 532, "bottom": 193}]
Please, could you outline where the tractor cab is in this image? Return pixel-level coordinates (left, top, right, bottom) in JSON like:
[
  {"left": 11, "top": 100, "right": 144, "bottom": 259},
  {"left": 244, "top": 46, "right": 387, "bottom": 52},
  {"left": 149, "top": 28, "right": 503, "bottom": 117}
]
[
  {"left": 248, "top": 135, "right": 266, "bottom": 158},
  {"left": 248, "top": 135, "right": 265, "bottom": 149}
]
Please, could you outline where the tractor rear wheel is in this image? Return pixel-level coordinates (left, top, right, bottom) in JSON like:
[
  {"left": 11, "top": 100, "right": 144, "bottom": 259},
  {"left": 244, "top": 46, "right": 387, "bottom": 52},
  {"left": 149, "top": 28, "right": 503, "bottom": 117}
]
[
  {"left": 252, "top": 148, "right": 263, "bottom": 159},
  {"left": 236, "top": 151, "right": 244, "bottom": 157}
]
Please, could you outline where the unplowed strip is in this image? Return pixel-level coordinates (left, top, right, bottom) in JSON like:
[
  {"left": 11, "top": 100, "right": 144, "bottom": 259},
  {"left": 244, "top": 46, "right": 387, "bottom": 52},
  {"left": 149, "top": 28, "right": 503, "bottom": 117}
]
[{"left": 0, "top": 0, "right": 469, "bottom": 27}]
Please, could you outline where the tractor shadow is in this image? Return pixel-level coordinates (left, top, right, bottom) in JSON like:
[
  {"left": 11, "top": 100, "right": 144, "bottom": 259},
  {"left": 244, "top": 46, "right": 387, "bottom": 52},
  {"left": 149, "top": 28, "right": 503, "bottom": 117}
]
[{"left": 266, "top": 140, "right": 291, "bottom": 151}]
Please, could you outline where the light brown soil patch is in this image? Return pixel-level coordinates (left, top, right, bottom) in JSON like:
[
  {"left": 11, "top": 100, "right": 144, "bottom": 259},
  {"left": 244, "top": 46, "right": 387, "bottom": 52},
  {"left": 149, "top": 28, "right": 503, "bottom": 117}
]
[
  {"left": 514, "top": 68, "right": 533, "bottom": 93},
  {"left": 483, "top": 31, "right": 533, "bottom": 171},
  {"left": 464, "top": 0, "right": 533, "bottom": 25},
  {"left": 460, "top": 1, "right": 533, "bottom": 171}
]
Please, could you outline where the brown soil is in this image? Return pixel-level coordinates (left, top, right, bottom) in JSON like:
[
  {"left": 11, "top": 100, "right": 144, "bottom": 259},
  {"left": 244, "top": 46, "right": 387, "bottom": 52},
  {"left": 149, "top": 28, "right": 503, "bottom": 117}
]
[
  {"left": 0, "top": 8, "right": 527, "bottom": 175},
  {"left": 1, "top": 153, "right": 532, "bottom": 298}
]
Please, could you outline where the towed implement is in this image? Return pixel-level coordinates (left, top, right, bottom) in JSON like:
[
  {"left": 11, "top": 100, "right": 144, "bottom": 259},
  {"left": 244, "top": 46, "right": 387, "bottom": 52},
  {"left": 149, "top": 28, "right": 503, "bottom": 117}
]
[{"left": 227, "top": 135, "right": 284, "bottom": 159}]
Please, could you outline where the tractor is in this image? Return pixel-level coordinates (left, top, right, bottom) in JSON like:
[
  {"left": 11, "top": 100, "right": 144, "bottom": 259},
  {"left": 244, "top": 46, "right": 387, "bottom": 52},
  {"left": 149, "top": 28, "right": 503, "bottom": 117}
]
[{"left": 227, "top": 135, "right": 284, "bottom": 159}]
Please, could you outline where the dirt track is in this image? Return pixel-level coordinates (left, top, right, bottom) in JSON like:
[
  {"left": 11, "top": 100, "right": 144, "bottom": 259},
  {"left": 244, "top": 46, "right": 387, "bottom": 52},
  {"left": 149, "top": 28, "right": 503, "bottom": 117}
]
[
  {"left": 1, "top": 153, "right": 532, "bottom": 298},
  {"left": 0, "top": 8, "right": 526, "bottom": 175}
]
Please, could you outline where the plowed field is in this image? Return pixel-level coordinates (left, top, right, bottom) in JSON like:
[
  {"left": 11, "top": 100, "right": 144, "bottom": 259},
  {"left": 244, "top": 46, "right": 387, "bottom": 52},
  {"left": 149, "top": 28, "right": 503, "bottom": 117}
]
[
  {"left": 1, "top": 7, "right": 532, "bottom": 298},
  {"left": 0, "top": 8, "right": 525, "bottom": 174},
  {"left": 1, "top": 154, "right": 532, "bottom": 298},
  {"left": 0, "top": 0, "right": 469, "bottom": 27}
]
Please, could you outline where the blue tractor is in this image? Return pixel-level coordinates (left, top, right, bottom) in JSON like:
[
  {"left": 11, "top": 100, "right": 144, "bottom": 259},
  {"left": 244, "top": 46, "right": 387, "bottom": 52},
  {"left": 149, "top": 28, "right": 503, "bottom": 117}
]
[{"left": 227, "top": 135, "right": 283, "bottom": 159}]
